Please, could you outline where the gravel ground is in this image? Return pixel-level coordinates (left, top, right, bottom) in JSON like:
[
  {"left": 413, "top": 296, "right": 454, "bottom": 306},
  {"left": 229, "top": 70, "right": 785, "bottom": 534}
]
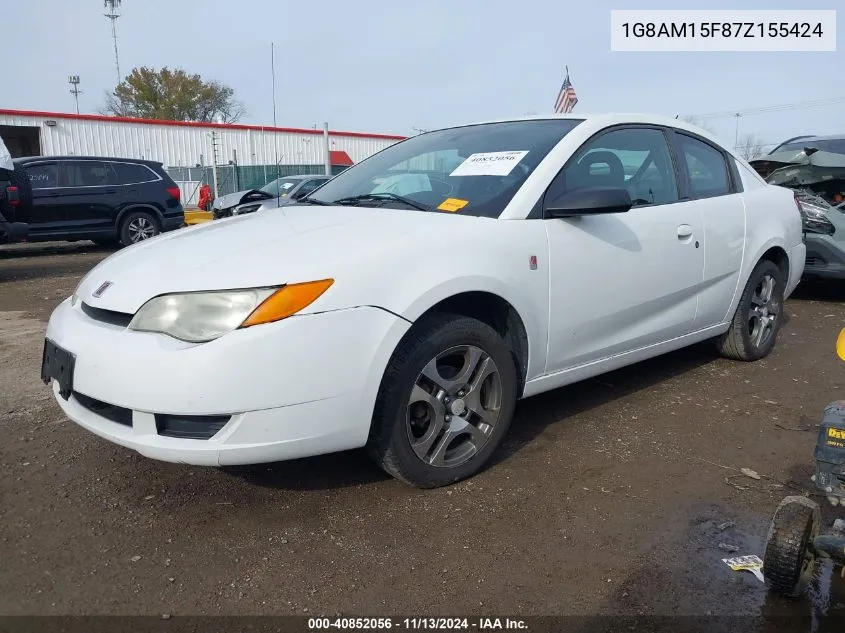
[{"left": 1, "top": 241, "right": 844, "bottom": 625}]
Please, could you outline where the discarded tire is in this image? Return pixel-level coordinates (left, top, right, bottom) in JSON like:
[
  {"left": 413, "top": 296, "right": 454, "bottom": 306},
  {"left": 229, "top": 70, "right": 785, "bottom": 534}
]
[{"left": 763, "top": 496, "right": 820, "bottom": 597}]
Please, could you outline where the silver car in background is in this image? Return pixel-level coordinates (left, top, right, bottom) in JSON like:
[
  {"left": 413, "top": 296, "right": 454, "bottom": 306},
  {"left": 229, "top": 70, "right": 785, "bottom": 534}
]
[
  {"left": 750, "top": 134, "right": 845, "bottom": 280},
  {"left": 213, "top": 174, "right": 332, "bottom": 219}
]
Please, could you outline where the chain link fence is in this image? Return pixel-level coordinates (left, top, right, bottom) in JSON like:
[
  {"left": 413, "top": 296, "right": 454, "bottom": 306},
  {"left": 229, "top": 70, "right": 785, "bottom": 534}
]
[{"left": 165, "top": 164, "right": 350, "bottom": 207}]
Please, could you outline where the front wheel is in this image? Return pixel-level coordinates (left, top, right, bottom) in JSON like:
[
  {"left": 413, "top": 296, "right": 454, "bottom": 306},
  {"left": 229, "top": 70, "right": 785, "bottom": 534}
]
[
  {"left": 119, "top": 211, "right": 159, "bottom": 246},
  {"left": 717, "top": 259, "right": 785, "bottom": 361},
  {"left": 368, "top": 313, "right": 518, "bottom": 488}
]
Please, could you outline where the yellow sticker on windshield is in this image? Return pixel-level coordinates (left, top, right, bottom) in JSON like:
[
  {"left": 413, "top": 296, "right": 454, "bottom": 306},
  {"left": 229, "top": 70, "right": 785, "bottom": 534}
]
[{"left": 438, "top": 198, "right": 470, "bottom": 213}]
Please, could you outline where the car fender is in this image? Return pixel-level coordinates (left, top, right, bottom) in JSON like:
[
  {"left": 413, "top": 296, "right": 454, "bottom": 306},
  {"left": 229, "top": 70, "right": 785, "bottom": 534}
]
[
  {"left": 116, "top": 203, "right": 164, "bottom": 228},
  {"left": 350, "top": 273, "right": 547, "bottom": 431},
  {"left": 378, "top": 272, "right": 547, "bottom": 383},
  {"left": 723, "top": 234, "right": 790, "bottom": 323}
]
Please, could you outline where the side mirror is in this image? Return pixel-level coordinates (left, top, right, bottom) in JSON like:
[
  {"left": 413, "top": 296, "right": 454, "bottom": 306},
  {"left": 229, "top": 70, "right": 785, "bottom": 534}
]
[{"left": 545, "top": 186, "right": 633, "bottom": 219}]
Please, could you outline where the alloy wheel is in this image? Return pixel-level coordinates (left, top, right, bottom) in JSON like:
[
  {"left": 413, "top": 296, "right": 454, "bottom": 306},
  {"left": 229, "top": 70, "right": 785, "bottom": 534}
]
[
  {"left": 406, "top": 345, "right": 503, "bottom": 469},
  {"left": 748, "top": 273, "right": 780, "bottom": 349},
  {"left": 127, "top": 217, "right": 156, "bottom": 242}
]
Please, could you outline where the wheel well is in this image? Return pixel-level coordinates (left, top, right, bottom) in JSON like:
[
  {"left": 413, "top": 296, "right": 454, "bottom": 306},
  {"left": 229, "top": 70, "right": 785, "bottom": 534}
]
[
  {"left": 760, "top": 246, "right": 789, "bottom": 282},
  {"left": 117, "top": 205, "right": 162, "bottom": 230},
  {"left": 419, "top": 291, "right": 529, "bottom": 396}
]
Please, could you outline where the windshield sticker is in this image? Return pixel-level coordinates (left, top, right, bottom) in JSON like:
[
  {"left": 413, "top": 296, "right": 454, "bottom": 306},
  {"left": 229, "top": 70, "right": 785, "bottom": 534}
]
[
  {"left": 281, "top": 182, "right": 295, "bottom": 189},
  {"left": 449, "top": 151, "right": 529, "bottom": 177},
  {"left": 437, "top": 198, "right": 470, "bottom": 213}
]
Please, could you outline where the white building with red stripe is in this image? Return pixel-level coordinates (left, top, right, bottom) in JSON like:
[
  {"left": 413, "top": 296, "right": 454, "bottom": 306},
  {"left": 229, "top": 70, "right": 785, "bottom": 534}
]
[{"left": 0, "top": 109, "right": 405, "bottom": 171}]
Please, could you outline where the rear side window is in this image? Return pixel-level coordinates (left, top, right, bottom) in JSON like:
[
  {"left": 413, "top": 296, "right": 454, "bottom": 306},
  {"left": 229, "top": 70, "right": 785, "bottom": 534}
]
[
  {"left": 113, "top": 162, "right": 157, "bottom": 185},
  {"left": 677, "top": 134, "right": 731, "bottom": 198},
  {"left": 26, "top": 163, "right": 58, "bottom": 189},
  {"left": 61, "top": 161, "right": 118, "bottom": 187}
]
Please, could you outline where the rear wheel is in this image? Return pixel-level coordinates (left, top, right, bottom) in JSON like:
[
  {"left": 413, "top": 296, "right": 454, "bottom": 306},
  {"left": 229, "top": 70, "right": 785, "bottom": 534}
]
[
  {"left": 119, "top": 211, "right": 159, "bottom": 245},
  {"left": 763, "top": 496, "right": 819, "bottom": 597},
  {"left": 367, "top": 313, "right": 518, "bottom": 488},
  {"left": 717, "top": 259, "right": 784, "bottom": 361}
]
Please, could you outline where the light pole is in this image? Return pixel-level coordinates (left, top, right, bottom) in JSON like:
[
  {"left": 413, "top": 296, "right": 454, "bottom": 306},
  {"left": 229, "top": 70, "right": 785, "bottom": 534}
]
[
  {"left": 104, "top": 0, "right": 123, "bottom": 84},
  {"left": 734, "top": 113, "right": 742, "bottom": 150},
  {"left": 68, "top": 75, "right": 82, "bottom": 114}
]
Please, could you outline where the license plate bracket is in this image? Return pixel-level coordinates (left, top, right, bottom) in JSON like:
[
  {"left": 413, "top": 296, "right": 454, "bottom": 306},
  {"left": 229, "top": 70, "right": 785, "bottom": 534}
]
[{"left": 41, "top": 339, "right": 75, "bottom": 401}]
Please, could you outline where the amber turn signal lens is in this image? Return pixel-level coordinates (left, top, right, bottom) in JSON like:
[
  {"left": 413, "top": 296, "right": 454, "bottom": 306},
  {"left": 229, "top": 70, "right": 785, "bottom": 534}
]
[
  {"left": 837, "top": 327, "right": 845, "bottom": 362},
  {"left": 241, "top": 279, "right": 334, "bottom": 328}
]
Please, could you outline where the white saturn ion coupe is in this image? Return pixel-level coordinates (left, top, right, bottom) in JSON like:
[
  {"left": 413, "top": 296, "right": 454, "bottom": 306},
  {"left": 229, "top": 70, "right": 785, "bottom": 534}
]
[{"left": 43, "top": 114, "right": 805, "bottom": 488}]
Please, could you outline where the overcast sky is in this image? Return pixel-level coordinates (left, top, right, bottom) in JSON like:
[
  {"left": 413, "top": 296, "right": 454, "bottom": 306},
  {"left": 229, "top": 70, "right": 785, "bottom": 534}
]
[{"left": 4, "top": 0, "right": 843, "bottom": 151}]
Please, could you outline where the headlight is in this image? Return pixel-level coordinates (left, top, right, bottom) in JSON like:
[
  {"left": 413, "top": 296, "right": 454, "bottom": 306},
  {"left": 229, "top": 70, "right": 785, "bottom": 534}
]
[
  {"left": 233, "top": 203, "right": 261, "bottom": 216},
  {"left": 797, "top": 196, "right": 836, "bottom": 235},
  {"left": 128, "top": 279, "right": 334, "bottom": 342}
]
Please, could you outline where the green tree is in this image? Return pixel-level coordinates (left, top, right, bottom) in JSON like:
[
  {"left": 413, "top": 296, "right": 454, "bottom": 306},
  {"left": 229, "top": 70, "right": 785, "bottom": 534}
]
[{"left": 103, "top": 66, "right": 245, "bottom": 123}]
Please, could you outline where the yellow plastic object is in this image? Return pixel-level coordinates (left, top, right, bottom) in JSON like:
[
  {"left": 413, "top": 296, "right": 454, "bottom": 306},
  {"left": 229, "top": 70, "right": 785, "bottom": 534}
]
[
  {"left": 241, "top": 279, "right": 334, "bottom": 328},
  {"left": 837, "top": 327, "right": 845, "bottom": 361},
  {"left": 437, "top": 198, "right": 470, "bottom": 212},
  {"left": 184, "top": 210, "right": 214, "bottom": 225}
]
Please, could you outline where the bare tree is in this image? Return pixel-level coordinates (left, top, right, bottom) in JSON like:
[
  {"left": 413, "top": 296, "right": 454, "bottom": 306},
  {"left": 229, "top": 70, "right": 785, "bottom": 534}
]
[{"left": 736, "top": 134, "right": 765, "bottom": 161}]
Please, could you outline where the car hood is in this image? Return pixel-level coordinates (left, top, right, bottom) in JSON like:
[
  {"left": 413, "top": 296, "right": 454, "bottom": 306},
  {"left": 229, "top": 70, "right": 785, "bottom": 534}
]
[
  {"left": 750, "top": 150, "right": 845, "bottom": 184},
  {"left": 76, "top": 206, "right": 484, "bottom": 314},
  {"left": 212, "top": 189, "right": 274, "bottom": 210}
]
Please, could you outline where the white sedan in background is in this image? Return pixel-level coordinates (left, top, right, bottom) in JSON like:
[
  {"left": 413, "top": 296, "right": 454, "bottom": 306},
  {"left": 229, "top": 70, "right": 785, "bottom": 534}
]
[{"left": 42, "top": 114, "right": 805, "bottom": 488}]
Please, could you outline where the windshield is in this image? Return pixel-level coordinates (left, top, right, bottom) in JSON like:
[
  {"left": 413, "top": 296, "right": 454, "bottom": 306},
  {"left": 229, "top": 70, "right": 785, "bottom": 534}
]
[
  {"left": 260, "top": 178, "right": 302, "bottom": 197},
  {"left": 305, "top": 119, "right": 583, "bottom": 217},
  {"left": 774, "top": 138, "right": 845, "bottom": 155}
]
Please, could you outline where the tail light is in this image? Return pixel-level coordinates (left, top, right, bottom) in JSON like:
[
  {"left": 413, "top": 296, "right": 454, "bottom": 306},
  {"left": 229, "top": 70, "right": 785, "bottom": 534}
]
[
  {"left": 6, "top": 186, "right": 19, "bottom": 206},
  {"left": 166, "top": 186, "right": 181, "bottom": 202}
]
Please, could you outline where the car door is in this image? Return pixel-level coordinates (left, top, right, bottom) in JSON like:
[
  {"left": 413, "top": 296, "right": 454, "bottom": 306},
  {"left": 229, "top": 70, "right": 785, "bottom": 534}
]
[
  {"left": 24, "top": 161, "right": 65, "bottom": 235},
  {"left": 669, "top": 131, "right": 746, "bottom": 330},
  {"left": 544, "top": 125, "right": 705, "bottom": 373},
  {"left": 58, "top": 160, "right": 120, "bottom": 235}
]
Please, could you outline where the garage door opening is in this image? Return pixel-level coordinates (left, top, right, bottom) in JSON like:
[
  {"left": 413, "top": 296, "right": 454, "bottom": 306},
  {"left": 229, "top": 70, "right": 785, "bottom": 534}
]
[{"left": 0, "top": 125, "right": 41, "bottom": 157}]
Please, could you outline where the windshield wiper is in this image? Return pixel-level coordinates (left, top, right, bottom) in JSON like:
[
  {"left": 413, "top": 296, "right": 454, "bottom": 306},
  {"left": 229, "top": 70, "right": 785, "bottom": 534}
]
[
  {"left": 332, "top": 193, "right": 430, "bottom": 212},
  {"left": 297, "top": 196, "right": 331, "bottom": 205}
]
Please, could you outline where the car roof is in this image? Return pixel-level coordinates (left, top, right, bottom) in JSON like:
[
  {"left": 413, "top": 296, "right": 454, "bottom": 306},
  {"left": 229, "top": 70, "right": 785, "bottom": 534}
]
[
  {"left": 424, "top": 112, "right": 733, "bottom": 151},
  {"left": 787, "top": 133, "right": 845, "bottom": 142},
  {"left": 13, "top": 155, "right": 164, "bottom": 167}
]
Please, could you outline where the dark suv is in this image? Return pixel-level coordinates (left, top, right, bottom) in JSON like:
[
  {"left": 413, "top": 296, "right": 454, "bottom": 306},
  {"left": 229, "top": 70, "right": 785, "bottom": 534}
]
[{"left": 13, "top": 156, "right": 185, "bottom": 246}]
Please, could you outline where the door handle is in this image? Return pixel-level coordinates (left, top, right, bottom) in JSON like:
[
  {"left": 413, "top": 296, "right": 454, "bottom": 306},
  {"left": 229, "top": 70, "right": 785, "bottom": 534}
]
[
  {"left": 105, "top": 189, "right": 117, "bottom": 194},
  {"left": 677, "top": 224, "right": 693, "bottom": 239}
]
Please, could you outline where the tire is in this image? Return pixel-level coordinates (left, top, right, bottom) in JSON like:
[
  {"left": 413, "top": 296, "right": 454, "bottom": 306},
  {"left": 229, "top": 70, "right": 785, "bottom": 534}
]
[
  {"left": 119, "top": 210, "right": 159, "bottom": 246},
  {"left": 763, "top": 496, "right": 819, "bottom": 597},
  {"left": 717, "top": 259, "right": 785, "bottom": 361},
  {"left": 367, "top": 313, "right": 518, "bottom": 488}
]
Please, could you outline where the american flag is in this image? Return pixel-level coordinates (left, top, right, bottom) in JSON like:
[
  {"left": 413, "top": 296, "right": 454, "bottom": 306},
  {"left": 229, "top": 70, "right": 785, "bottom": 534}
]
[{"left": 554, "top": 68, "right": 578, "bottom": 114}]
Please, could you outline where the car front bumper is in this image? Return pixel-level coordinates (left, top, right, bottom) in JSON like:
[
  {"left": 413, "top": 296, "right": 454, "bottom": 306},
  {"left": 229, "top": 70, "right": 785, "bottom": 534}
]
[
  {"left": 802, "top": 234, "right": 845, "bottom": 280},
  {"left": 45, "top": 297, "right": 410, "bottom": 466}
]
